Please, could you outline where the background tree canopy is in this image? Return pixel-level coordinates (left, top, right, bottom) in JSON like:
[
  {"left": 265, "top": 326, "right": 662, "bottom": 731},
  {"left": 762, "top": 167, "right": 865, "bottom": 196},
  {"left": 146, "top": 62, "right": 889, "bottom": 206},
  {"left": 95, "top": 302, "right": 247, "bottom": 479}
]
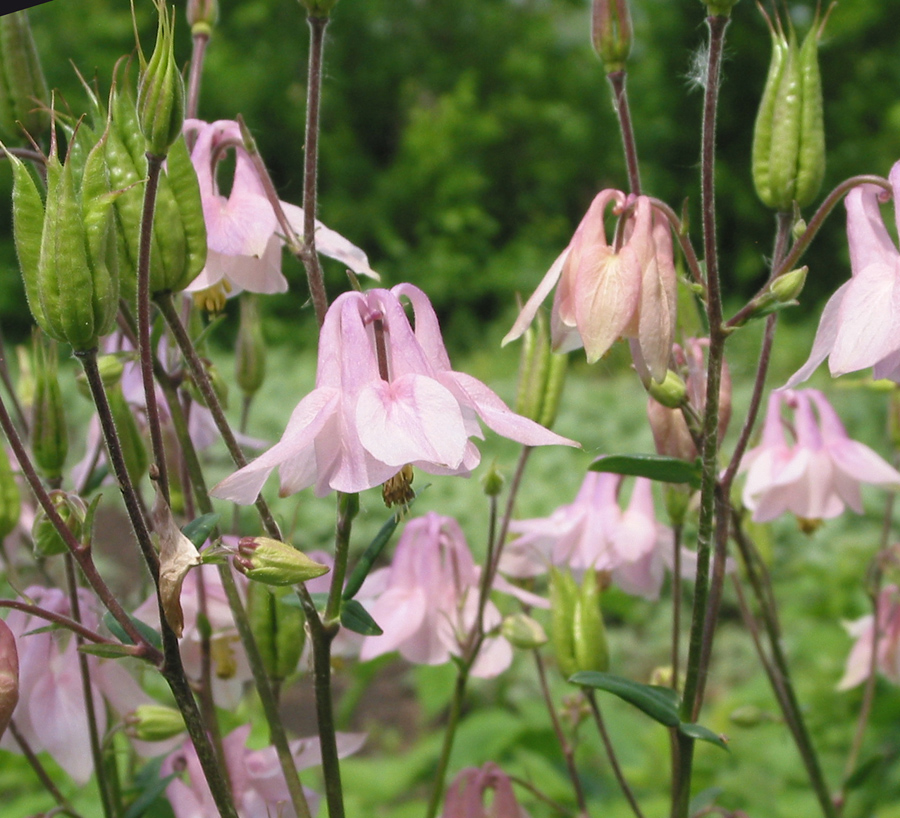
[{"left": 1, "top": 0, "right": 898, "bottom": 351}]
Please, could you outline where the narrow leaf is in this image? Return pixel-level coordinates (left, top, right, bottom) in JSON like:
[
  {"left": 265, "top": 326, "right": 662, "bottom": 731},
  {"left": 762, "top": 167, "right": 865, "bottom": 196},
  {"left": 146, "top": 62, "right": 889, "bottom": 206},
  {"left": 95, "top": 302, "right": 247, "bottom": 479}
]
[
  {"left": 679, "top": 722, "right": 729, "bottom": 750},
  {"left": 79, "top": 643, "right": 141, "bottom": 659},
  {"left": 589, "top": 454, "right": 702, "bottom": 488},
  {"left": 570, "top": 671, "right": 681, "bottom": 727},
  {"left": 181, "top": 512, "right": 220, "bottom": 549},
  {"left": 343, "top": 505, "right": 411, "bottom": 601},
  {"left": 103, "top": 611, "right": 163, "bottom": 651},
  {"left": 340, "top": 599, "right": 383, "bottom": 636}
]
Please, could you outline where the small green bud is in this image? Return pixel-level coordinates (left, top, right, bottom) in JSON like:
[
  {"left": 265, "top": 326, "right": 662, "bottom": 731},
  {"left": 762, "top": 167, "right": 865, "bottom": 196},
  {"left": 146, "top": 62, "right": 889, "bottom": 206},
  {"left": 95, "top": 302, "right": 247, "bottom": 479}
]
[
  {"left": 137, "top": 1, "right": 185, "bottom": 157},
  {"left": 187, "top": 360, "right": 229, "bottom": 410},
  {"left": 187, "top": 0, "right": 218, "bottom": 35},
  {"left": 75, "top": 353, "right": 124, "bottom": 398},
  {"left": 752, "top": 8, "right": 826, "bottom": 211},
  {"left": 236, "top": 294, "right": 267, "bottom": 397},
  {"left": 591, "top": 0, "right": 632, "bottom": 73},
  {"left": 126, "top": 704, "right": 186, "bottom": 742},
  {"left": 792, "top": 216, "right": 808, "bottom": 242},
  {"left": 729, "top": 704, "right": 777, "bottom": 728},
  {"left": 501, "top": 612, "right": 548, "bottom": 650},
  {"left": 32, "top": 490, "right": 86, "bottom": 558},
  {"left": 235, "top": 537, "right": 330, "bottom": 586},
  {"left": 0, "top": 11, "right": 50, "bottom": 141},
  {"left": 768, "top": 266, "right": 807, "bottom": 303},
  {"left": 646, "top": 370, "right": 687, "bottom": 410},
  {"left": 31, "top": 337, "right": 67, "bottom": 482},
  {"left": 480, "top": 463, "right": 505, "bottom": 498},
  {"left": 247, "top": 582, "right": 305, "bottom": 682},
  {"left": 701, "top": 0, "right": 740, "bottom": 16},
  {"left": 0, "top": 446, "right": 21, "bottom": 541},
  {"left": 298, "top": 0, "right": 339, "bottom": 17}
]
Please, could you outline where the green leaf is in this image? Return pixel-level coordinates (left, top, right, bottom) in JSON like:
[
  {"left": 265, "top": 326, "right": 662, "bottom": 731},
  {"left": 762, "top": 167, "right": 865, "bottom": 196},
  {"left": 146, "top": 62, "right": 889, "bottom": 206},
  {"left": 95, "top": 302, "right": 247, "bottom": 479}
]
[
  {"left": 844, "top": 754, "right": 886, "bottom": 791},
  {"left": 181, "top": 513, "right": 220, "bottom": 549},
  {"left": 103, "top": 611, "right": 163, "bottom": 651},
  {"left": 679, "top": 721, "right": 729, "bottom": 750},
  {"left": 340, "top": 599, "right": 383, "bottom": 636},
  {"left": 570, "top": 671, "right": 681, "bottom": 727},
  {"left": 343, "top": 503, "right": 414, "bottom": 601},
  {"left": 589, "top": 454, "right": 702, "bottom": 488},
  {"left": 79, "top": 642, "right": 140, "bottom": 659}
]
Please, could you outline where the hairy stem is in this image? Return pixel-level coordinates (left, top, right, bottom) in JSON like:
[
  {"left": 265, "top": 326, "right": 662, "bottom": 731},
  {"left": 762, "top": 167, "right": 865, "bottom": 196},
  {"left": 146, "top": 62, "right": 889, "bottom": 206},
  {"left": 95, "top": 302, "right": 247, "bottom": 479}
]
[
  {"left": 587, "top": 692, "right": 644, "bottom": 818},
  {"left": 608, "top": 70, "right": 641, "bottom": 195}
]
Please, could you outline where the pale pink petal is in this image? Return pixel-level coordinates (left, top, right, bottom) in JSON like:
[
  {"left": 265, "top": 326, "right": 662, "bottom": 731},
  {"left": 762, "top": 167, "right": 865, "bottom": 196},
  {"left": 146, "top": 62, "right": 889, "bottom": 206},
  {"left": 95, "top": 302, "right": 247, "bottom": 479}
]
[
  {"left": 502, "top": 246, "right": 569, "bottom": 347},
  {"left": 846, "top": 183, "right": 899, "bottom": 275},
  {"left": 784, "top": 281, "right": 849, "bottom": 388}
]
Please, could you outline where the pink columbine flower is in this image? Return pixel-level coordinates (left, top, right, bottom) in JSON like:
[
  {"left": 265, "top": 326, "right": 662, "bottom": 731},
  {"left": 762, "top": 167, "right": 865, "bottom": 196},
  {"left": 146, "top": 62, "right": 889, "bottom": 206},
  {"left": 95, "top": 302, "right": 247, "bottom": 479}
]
[
  {"left": 212, "top": 284, "right": 578, "bottom": 502},
  {"left": 838, "top": 585, "right": 900, "bottom": 690},
  {"left": 741, "top": 389, "right": 900, "bottom": 525},
  {"left": 787, "top": 162, "right": 900, "bottom": 386},
  {"left": 162, "top": 723, "right": 365, "bottom": 818},
  {"left": 500, "top": 472, "right": 680, "bottom": 600},
  {"left": 358, "top": 512, "right": 546, "bottom": 678},
  {"left": 183, "top": 119, "right": 378, "bottom": 302},
  {"left": 442, "top": 762, "right": 529, "bottom": 818},
  {"left": 503, "top": 190, "right": 676, "bottom": 383},
  {"left": 0, "top": 586, "right": 148, "bottom": 783},
  {"left": 0, "top": 619, "right": 18, "bottom": 741}
]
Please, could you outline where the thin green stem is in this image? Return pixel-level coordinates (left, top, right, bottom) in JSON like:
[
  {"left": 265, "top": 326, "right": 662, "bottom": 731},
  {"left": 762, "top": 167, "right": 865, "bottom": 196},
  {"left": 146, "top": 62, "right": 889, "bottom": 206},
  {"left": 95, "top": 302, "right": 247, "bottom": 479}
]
[
  {"left": 608, "top": 70, "right": 641, "bottom": 195},
  {"left": 8, "top": 719, "right": 80, "bottom": 815},
  {"left": 425, "top": 668, "right": 470, "bottom": 818},
  {"left": 137, "top": 152, "right": 170, "bottom": 504},
  {"left": 64, "top": 554, "right": 115, "bottom": 818},
  {"left": 300, "top": 15, "right": 330, "bottom": 327},
  {"left": 587, "top": 692, "right": 644, "bottom": 818}
]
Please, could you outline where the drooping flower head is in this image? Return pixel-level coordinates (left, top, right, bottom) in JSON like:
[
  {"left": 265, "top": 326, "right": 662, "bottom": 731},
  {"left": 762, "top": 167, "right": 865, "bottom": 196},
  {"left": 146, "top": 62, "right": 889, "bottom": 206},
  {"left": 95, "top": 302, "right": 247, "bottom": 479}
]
[
  {"left": 442, "top": 762, "right": 529, "bottom": 818},
  {"left": 503, "top": 190, "right": 676, "bottom": 383},
  {"left": 358, "top": 512, "right": 544, "bottom": 678},
  {"left": 838, "top": 584, "right": 900, "bottom": 690},
  {"left": 212, "top": 284, "right": 578, "bottom": 502},
  {"left": 500, "top": 472, "right": 679, "bottom": 600},
  {"left": 741, "top": 389, "right": 900, "bottom": 526},
  {"left": 183, "top": 118, "right": 378, "bottom": 308},
  {"left": 787, "top": 162, "right": 900, "bottom": 386}
]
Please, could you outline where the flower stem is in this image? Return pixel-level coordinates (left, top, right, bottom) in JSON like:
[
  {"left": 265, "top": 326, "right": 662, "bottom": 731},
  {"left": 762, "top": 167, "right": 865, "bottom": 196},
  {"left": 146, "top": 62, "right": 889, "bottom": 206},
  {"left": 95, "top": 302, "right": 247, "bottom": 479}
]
[
  {"left": 8, "top": 719, "right": 80, "bottom": 815},
  {"left": 186, "top": 29, "right": 210, "bottom": 123},
  {"left": 301, "top": 14, "right": 330, "bottom": 328},
  {"left": 587, "top": 691, "right": 645, "bottom": 818},
  {"left": 425, "top": 667, "right": 470, "bottom": 818},
  {"left": 137, "top": 152, "right": 170, "bottom": 504},
  {"left": 608, "top": 70, "right": 641, "bottom": 195}
]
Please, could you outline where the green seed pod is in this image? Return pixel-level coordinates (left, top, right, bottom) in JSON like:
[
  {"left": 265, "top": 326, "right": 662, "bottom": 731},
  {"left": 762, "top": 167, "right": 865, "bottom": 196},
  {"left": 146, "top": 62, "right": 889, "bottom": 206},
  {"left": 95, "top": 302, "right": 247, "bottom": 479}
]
[
  {"left": 0, "top": 445, "right": 21, "bottom": 541},
  {"left": 591, "top": 0, "right": 632, "bottom": 73},
  {"left": 298, "top": 0, "right": 340, "bottom": 17},
  {"left": 32, "top": 490, "right": 86, "bottom": 558},
  {"left": 137, "top": 1, "right": 185, "bottom": 157},
  {"left": 752, "top": 10, "right": 826, "bottom": 211},
  {"left": 515, "top": 311, "right": 568, "bottom": 431},
  {"left": 31, "top": 337, "right": 67, "bottom": 482},
  {"left": 187, "top": 0, "right": 218, "bottom": 35},
  {"left": 572, "top": 570, "right": 610, "bottom": 674},
  {"left": 236, "top": 294, "right": 267, "bottom": 397},
  {"left": 105, "top": 72, "right": 206, "bottom": 299},
  {"left": 109, "top": 384, "right": 149, "bottom": 486},
  {"left": 701, "top": 0, "right": 740, "bottom": 16},
  {"left": 0, "top": 11, "right": 50, "bottom": 141},
  {"left": 550, "top": 567, "right": 580, "bottom": 680},
  {"left": 75, "top": 353, "right": 124, "bottom": 399},
  {"left": 247, "top": 582, "right": 305, "bottom": 682}
]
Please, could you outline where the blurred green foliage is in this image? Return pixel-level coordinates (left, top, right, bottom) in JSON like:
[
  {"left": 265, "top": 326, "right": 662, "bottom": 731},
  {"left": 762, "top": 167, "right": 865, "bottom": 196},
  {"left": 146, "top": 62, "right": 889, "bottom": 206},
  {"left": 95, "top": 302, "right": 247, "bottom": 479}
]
[{"left": 0, "top": 0, "right": 897, "bottom": 353}]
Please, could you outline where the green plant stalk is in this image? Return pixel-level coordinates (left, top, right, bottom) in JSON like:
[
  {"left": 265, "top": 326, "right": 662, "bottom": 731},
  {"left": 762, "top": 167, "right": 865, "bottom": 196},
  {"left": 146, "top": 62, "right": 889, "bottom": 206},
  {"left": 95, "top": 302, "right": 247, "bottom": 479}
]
[
  {"left": 137, "top": 152, "right": 170, "bottom": 504},
  {"left": 425, "top": 667, "right": 470, "bottom": 818},
  {"left": 731, "top": 513, "right": 837, "bottom": 818},
  {"left": 8, "top": 719, "right": 81, "bottom": 815},
  {"left": 149, "top": 346, "right": 314, "bottom": 818},
  {"left": 587, "top": 691, "right": 645, "bottom": 818},
  {"left": 300, "top": 14, "right": 330, "bottom": 328},
  {"left": 64, "top": 553, "right": 116, "bottom": 818},
  {"left": 186, "top": 29, "right": 209, "bottom": 122},
  {"left": 674, "top": 14, "right": 729, "bottom": 818},
  {"left": 608, "top": 70, "right": 641, "bottom": 195},
  {"left": 0, "top": 384, "right": 157, "bottom": 657},
  {"left": 78, "top": 348, "right": 240, "bottom": 818}
]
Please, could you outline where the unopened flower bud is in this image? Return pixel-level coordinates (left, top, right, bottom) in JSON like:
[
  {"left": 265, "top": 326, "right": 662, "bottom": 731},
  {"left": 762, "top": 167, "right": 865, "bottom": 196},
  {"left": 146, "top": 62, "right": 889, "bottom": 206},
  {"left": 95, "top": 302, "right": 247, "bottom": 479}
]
[
  {"left": 551, "top": 568, "right": 609, "bottom": 679},
  {"left": 298, "top": 0, "right": 340, "bottom": 17},
  {"left": 0, "top": 446, "right": 20, "bottom": 541},
  {"left": 592, "top": 0, "right": 632, "bottom": 73},
  {"left": 137, "top": 1, "right": 185, "bottom": 157},
  {"left": 768, "top": 266, "right": 807, "bottom": 303},
  {"left": 235, "top": 537, "right": 330, "bottom": 586},
  {"left": 729, "top": 704, "right": 774, "bottom": 728},
  {"left": 0, "top": 11, "right": 49, "bottom": 141},
  {"left": 646, "top": 370, "right": 687, "bottom": 409},
  {"left": 480, "top": 463, "right": 505, "bottom": 498},
  {"left": 76, "top": 354, "right": 124, "bottom": 399},
  {"left": 187, "top": 0, "right": 218, "bottom": 35},
  {"left": 0, "top": 619, "right": 18, "bottom": 741},
  {"left": 126, "top": 704, "right": 185, "bottom": 742},
  {"left": 31, "top": 338, "right": 67, "bottom": 482},
  {"left": 247, "top": 582, "right": 305, "bottom": 682},
  {"left": 32, "top": 490, "right": 86, "bottom": 558},
  {"left": 501, "top": 612, "right": 548, "bottom": 650},
  {"left": 236, "top": 294, "right": 266, "bottom": 397},
  {"left": 752, "top": 8, "right": 826, "bottom": 211},
  {"left": 700, "top": 0, "right": 740, "bottom": 16}
]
